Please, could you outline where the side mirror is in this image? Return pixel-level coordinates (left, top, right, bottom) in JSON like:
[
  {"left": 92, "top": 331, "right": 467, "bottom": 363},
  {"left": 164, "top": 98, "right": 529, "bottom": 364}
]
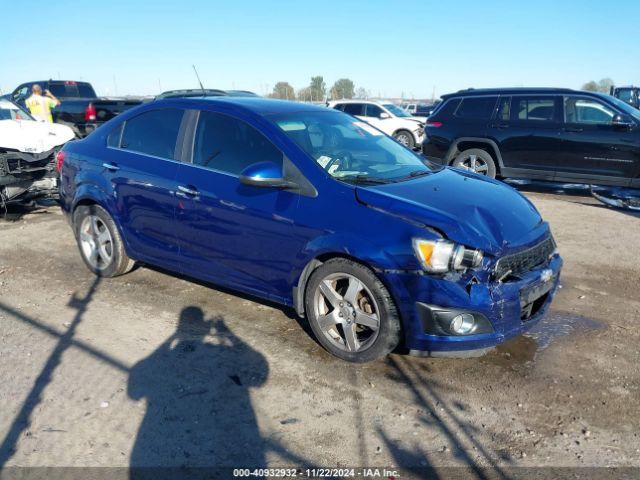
[
  {"left": 379, "top": 112, "right": 391, "bottom": 119},
  {"left": 612, "top": 114, "right": 634, "bottom": 129},
  {"left": 239, "top": 161, "right": 296, "bottom": 189}
]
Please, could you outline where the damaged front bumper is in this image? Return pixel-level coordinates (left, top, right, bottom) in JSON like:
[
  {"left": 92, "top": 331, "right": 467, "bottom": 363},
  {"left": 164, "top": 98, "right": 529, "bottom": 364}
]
[
  {"left": 383, "top": 254, "right": 563, "bottom": 355},
  {"left": 0, "top": 148, "right": 59, "bottom": 205}
]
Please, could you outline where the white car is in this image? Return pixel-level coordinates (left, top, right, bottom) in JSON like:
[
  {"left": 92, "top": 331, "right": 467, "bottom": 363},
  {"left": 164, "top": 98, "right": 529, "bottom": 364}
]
[
  {"left": 0, "top": 99, "right": 75, "bottom": 205},
  {"left": 328, "top": 100, "right": 425, "bottom": 148}
]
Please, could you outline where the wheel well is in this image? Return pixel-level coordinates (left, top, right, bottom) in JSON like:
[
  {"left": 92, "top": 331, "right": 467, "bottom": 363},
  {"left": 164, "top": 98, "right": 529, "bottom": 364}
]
[
  {"left": 393, "top": 128, "right": 413, "bottom": 138},
  {"left": 293, "top": 252, "right": 378, "bottom": 317},
  {"left": 72, "top": 198, "right": 97, "bottom": 219},
  {"left": 452, "top": 142, "right": 500, "bottom": 173}
]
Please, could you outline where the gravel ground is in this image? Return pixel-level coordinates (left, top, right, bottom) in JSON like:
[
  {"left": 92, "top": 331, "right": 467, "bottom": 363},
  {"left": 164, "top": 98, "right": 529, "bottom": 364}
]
[{"left": 0, "top": 189, "right": 638, "bottom": 478}]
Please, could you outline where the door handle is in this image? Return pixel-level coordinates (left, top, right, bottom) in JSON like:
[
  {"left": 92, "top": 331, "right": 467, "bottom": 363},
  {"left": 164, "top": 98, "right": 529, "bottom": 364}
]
[
  {"left": 491, "top": 123, "right": 509, "bottom": 130},
  {"left": 102, "top": 162, "right": 119, "bottom": 172},
  {"left": 177, "top": 185, "right": 199, "bottom": 196},
  {"left": 563, "top": 127, "right": 583, "bottom": 133}
]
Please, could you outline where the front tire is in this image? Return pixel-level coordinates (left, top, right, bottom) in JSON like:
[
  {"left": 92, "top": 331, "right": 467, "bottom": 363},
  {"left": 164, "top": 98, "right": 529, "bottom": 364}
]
[
  {"left": 304, "top": 258, "right": 401, "bottom": 363},
  {"left": 452, "top": 148, "right": 497, "bottom": 178},
  {"left": 393, "top": 130, "right": 415, "bottom": 149},
  {"left": 73, "top": 204, "right": 135, "bottom": 277}
]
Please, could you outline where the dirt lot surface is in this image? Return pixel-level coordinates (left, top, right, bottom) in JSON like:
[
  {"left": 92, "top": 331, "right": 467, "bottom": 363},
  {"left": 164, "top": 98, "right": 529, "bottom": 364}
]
[{"left": 0, "top": 189, "right": 639, "bottom": 478}]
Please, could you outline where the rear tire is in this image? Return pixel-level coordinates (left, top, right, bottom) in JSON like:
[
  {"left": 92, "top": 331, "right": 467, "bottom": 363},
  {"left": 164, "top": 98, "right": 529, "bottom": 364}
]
[
  {"left": 304, "top": 258, "right": 401, "bottom": 363},
  {"left": 393, "top": 130, "right": 415, "bottom": 149},
  {"left": 452, "top": 148, "right": 497, "bottom": 178},
  {"left": 73, "top": 204, "right": 135, "bottom": 277}
]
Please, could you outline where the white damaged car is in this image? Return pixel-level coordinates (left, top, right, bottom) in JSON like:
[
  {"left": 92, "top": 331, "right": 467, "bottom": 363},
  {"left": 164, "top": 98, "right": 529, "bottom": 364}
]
[
  {"left": 328, "top": 100, "right": 425, "bottom": 149},
  {"left": 0, "top": 99, "right": 75, "bottom": 206}
]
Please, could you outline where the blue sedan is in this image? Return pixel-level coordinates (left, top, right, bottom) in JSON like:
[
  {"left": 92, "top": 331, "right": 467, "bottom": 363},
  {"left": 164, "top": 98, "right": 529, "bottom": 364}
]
[{"left": 58, "top": 97, "right": 562, "bottom": 362}]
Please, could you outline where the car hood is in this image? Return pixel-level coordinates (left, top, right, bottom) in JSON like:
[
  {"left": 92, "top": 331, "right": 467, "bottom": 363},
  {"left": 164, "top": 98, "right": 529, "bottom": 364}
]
[
  {"left": 0, "top": 120, "right": 75, "bottom": 153},
  {"left": 355, "top": 168, "right": 547, "bottom": 255}
]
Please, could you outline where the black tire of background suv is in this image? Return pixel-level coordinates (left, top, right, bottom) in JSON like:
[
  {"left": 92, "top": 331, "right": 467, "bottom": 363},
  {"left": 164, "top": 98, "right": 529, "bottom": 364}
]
[
  {"left": 452, "top": 148, "right": 497, "bottom": 178},
  {"left": 393, "top": 130, "right": 415, "bottom": 149},
  {"left": 304, "top": 258, "right": 401, "bottom": 363},
  {"left": 73, "top": 204, "right": 135, "bottom": 278}
]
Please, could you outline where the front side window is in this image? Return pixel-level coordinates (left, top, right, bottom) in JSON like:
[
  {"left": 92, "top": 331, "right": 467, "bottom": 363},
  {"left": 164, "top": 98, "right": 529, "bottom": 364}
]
[
  {"left": 382, "top": 103, "right": 410, "bottom": 117},
  {"left": 0, "top": 99, "right": 33, "bottom": 120},
  {"left": 342, "top": 103, "right": 364, "bottom": 116},
  {"left": 514, "top": 96, "right": 557, "bottom": 122},
  {"left": 455, "top": 96, "right": 498, "bottom": 120},
  {"left": 364, "top": 104, "right": 384, "bottom": 118},
  {"left": 120, "top": 109, "right": 184, "bottom": 159},
  {"left": 272, "top": 110, "right": 439, "bottom": 185},
  {"left": 193, "top": 111, "right": 283, "bottom": 175},
  {"left": 564, "top": 97, "right": 616, "bottom": 125}
]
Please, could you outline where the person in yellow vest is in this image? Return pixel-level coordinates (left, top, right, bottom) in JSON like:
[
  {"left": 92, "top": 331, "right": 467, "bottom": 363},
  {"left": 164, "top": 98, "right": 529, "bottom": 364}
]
[{"left": 25, "top": 84, "right": 60, "bottom": 123}]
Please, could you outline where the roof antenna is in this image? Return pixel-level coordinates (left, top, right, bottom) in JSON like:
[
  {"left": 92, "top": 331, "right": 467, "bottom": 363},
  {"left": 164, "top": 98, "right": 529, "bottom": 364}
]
[{"left": 192, "top": 65, "right": 205, "bottom": 95}]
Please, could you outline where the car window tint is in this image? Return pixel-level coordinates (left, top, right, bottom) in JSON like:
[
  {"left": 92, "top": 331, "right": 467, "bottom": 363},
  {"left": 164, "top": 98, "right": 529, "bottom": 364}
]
[
  {"left": 455, "top": 96, "right": 498, "bottom": 119},
  {"left": 498, "top": 97, "right": 511, "bottom": 121},
  {"left": 364, "top": 104, "right": 383, "bottom": 118},
  {"left": 514, "top": 97, "right": 556, "bottom": 122},
  {"left": 120, "top": 109, "right": 184, "bottom": 159},
  {"left": 193, "top": 111, "right": 283, "bottom": 175},
  {"left": 564, "top": 97, "right": 615, "bottom": 125},
  {"left": 342, "top": 103, "right": 364, "bottom": 115},
  {"left": 107, "top": 123, "right": 124, "bottom": 148}
]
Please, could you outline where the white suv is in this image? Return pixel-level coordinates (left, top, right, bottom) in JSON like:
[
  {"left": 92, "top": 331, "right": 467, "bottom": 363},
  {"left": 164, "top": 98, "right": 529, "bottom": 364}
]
[{"left": 328, "top": 100, "right": 425, "bottom": 148}]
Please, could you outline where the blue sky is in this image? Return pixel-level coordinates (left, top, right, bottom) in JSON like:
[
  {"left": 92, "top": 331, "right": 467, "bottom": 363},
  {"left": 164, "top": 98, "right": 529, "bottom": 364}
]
[{"left": 2, "top": 0, "right": 639, "bottom": 99}]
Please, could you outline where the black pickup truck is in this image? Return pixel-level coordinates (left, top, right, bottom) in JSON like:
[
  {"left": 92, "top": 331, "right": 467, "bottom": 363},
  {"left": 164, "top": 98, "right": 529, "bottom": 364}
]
[{"left": 7, "top": 80, "right": 143, "bottom": 137}]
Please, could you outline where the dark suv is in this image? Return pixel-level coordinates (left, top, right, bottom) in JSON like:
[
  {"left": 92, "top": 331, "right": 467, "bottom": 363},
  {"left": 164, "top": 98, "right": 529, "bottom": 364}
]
[{"left": 422, "top": 88, "right": 640, "bottom": 187}]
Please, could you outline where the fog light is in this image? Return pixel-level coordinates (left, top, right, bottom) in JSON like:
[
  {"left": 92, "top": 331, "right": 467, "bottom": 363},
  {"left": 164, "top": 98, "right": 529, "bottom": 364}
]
[{"left": 450, "top": 313, "right": 475, "bottom": 335}]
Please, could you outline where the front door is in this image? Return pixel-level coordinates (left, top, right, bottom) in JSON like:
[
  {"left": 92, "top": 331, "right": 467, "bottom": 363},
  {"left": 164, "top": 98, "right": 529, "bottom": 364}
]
[
  {"left": 104, "top": 108, "right": 186, "bottom": 270},
  {"left": 174, "top": 109, "right": 306, "bottom": 301},
  {"left": 556, "top": 95, "right": 639, "bottom": 185}
]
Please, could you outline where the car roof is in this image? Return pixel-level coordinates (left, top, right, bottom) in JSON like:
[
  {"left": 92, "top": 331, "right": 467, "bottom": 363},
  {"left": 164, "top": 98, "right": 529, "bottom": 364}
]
[
  {"left": 329, "top": 99, "right": 382, "bottom": 104},
  {"left": 441, "top": 87, "right": 584, "bottom": 99},
  {"left": 157, "top": 96, "right": 331, "bottom": 115}
]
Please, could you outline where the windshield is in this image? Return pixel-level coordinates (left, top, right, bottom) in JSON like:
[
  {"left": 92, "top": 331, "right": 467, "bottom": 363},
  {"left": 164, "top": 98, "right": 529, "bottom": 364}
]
[
  {"left": 271, "top": 110, "right": 439, "bottom": 184},
  {"left": 604, "top": 94, "right": 640, "bottom": 122},
  {"left": 382, "top": 103, "right": 411, "bottom": 117},
  {"left": 0, "top": 99, "right": 33, "bottom": 121}
]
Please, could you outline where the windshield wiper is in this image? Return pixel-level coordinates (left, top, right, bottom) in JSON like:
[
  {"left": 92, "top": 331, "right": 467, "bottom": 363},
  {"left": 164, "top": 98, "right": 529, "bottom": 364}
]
[{"left": 341, "top": 175, "right": 391, "bottom": 185}]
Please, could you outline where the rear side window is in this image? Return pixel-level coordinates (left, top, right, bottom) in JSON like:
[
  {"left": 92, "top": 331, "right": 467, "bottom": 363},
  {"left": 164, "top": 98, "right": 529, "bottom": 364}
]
[
  {"left": 192, "top": 111, "right": 283, "bottom": 175},
  {"left": 455, "top": 96, "right": 498, "bottom": 119},
  {"left": 342, "top": 103, "right": 364, "bottom": 115},
  {"left": 107, "top": 123, "right": 124, "bottom": 148},
  {"left": 431, "top": 98, "right": 460, "bottom": 118},
  {"left": 497, "top": 97, "right": 511, "bottom": 121},
  {"left": 513, "top": 97, "right": 557, "bottom": 122},
  {"left": 120, "top": 109, "right": 184, "bottom": 159},
  {"left": 47, "top": 82, "right": 96, "bottom": 98}
]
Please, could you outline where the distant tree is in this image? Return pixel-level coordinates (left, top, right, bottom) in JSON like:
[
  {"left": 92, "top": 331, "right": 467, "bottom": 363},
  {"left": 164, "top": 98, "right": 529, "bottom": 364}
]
[
  {"left": 582, "top": 81, "right": 599, "bottom": 92},
  {"left": 330, "top": 78, "right": 355, "bottom": 99},
  {"left": 297, "top": 87, "right": 312, "bottom": 102},
  {"left": 270, "top": 82, "right": 295, "bottom": 100},
  {"left": 582, "top": 78, "right": 615, "bottom": 93},
  {"left": 597, "top": 77, "right": 614, "bottom": 94},
  {"left": 355, "top": 87, "right": 368, "bottom": 99},
  {"left": 309, "top": 76, "right": 326, "bottom": 102}
]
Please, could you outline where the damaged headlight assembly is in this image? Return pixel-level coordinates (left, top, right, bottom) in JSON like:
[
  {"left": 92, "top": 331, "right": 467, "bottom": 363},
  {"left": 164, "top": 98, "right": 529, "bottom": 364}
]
[{"left": 413, "top": 238, "right": 483, "bottom": 273}]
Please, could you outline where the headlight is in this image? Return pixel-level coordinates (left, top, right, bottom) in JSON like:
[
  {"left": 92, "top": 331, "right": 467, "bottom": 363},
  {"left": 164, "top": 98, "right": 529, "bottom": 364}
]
[{"left": 413, "top": 239, "right": 483, "bottom": 273}]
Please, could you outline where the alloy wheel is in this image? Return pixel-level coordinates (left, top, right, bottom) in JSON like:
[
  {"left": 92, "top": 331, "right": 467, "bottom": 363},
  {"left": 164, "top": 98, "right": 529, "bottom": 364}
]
[
  {"left": 79, "top": 215, "right": 113, "bottom": 270},
  {"left": 313, "top": 273, "right": 381, "bottom": 352},
  {"left": 460, "top": 154, "right": 489, "bottom": 175}
]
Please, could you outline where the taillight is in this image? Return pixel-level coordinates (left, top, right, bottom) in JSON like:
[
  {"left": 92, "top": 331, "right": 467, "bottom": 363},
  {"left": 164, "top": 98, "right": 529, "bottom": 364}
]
[
  {"left": 55, "top": 150, "right": 65, "bottom": 172},
  {"left": 426, "top": 120, "right": 443, "bottom": 128},
  {"left": 85, "top": 103, "right": 96, "bottom": 121}
]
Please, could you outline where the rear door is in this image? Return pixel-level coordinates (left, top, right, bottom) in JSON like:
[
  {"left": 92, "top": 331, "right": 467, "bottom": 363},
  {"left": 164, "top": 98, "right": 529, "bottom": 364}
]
[
  {"left": 174, "top": 109, "right": 305, "bottom": 300},
  {"left": 104, "top": 108, "right": 186, "bottom": 269},
  {"left": 498, "top": 95, "right": 562, "bottom": 178},
  {"left": 556, "top": 95, "right": 638, "bottom": 184}
]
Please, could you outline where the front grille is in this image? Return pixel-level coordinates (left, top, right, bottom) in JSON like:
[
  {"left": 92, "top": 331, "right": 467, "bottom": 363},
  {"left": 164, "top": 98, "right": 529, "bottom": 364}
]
[{"left": 494, "top": 236, "right": 556, "bottom": 279}]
